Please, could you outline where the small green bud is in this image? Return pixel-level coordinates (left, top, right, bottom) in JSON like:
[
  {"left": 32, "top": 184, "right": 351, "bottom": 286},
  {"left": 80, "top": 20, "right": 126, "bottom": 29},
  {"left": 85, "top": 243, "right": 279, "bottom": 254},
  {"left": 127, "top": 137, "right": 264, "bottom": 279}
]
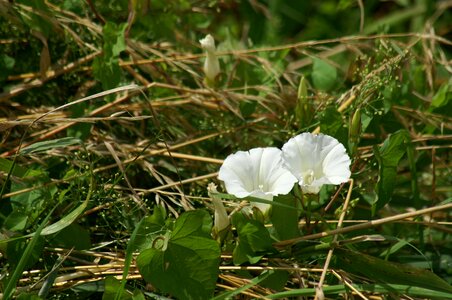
[
  {"left": 348, "top": 108, "right": 361, "bottom": 155},
  {"left": 295, "top": 75, "right": 312, "bottom": 128}
]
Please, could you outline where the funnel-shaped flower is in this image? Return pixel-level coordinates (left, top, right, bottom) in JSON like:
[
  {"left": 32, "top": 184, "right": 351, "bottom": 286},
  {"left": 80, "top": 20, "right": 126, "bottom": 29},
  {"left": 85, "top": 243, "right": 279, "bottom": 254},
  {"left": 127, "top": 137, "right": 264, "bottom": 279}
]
[
  {"left": 282, "top": 133, "right": 351, "bottom": 194},
  {"left": 199, "top": 34, "right": 220, "bottom": 84},
  {"left": 218, "top": 147, "right": 297, "bottom": 213}
]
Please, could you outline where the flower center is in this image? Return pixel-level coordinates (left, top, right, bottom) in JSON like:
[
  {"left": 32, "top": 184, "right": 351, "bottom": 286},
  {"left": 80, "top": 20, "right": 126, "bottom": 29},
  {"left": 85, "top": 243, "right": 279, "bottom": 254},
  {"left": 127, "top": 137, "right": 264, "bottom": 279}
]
[
  {"left": 258, "top": 184, "right": 265, "bottom": 191},
  {"left": 303, "top": 169, "right": 315, "bottom": 185}
]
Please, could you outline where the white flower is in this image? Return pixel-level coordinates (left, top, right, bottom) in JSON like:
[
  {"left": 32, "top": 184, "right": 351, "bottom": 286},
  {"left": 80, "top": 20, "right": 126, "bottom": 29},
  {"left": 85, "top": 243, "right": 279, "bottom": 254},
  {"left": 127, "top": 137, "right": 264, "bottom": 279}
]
[
  {"left": 199, "top": 34, "right": 220, "bottom": 84},
  {"left": 281, "top": 133, "right": 351, "bottom": 194},
  {"left": 218, "top": 147, "right": 297, "bottom": 213}
]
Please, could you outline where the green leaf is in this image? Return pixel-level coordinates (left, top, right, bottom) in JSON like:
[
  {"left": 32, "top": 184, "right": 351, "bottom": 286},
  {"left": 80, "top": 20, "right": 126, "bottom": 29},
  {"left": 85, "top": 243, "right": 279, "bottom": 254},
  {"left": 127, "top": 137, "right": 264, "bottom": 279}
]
[
  {"left": 9, "top": 168, "right": 52, "bottom": 225},
  {"left": 131, "top": 290, "right": 145, "bottom": 300},
  {"left": 103, "top": 22, "right": 128, "bottom": 58},
  {"left": 0, "top": 157, "right": 26, "bottom": 177},
  {"left": 430, "top": 83, "right": 451, "bottom": 109},
  {"left": 0, "top": 54, "right": 15, "bottom": 82},
  {"left": 334, "top": 248, "right": 452, "bottom": 294},
  {"left": 372, "top": 130, "right": 411, "bottom": 214},
  {"left": 232, "top": 212, "right": 275, "bottom": 265},
  {"left": 116, "top": 207, "right": 167, "bottom": 300},
  {"left": 319, "top": 106, "right": 343, "bottom": 137},
  {"left": 92, "top": 56, "right": 121, "bottom": 90},
  {"left": 134, "top": 206, "right": 167, "bottom": 252},
  {"left": 137, "top": 210, "right": 220, "bottom": 300},
  {"left": 312, "top": 57, "right": 337, "bottom": 91},
  {"left": 49, "top": 223, "right": 91, "bottom": 250},
  {"left": 16, "top": 293, "right": 42, "bottom": 300},
  {"left": 17, "top": 0, "right": 53, "bottom": 36},
  {"left": 66, "top": 101, "right": 92, "bottom": 140},
  {"left": 9, "top": 176, "right": 91, "bottom": 242},
  {"left": 260, "top": 270, "right": 289, "bottom": 291},
  {"left": 4, "top": 212, "right": 28, "bottom": 231},
  {"left": 1, "top": 199, "right": 89, "bottom": 248},
  {"left": 37, "top": 199, "right": 88, "bottom": 236},
  {"left": 20, "top": 137, "right": 81, "bottom": 155},
  {"left": 92, "top": 22, "right": 128, "bottom": 90},
  {"left": 103, "top": 276, "right": 132, "bottom": 300},
  {"left": 295, "top": 75, "right": 313, "bottom": 128},
  {"left": 270, "top": 195, "right": 300, "bottom": 240},
  {"left": 239, "top": 101, "right": 257, "bottom": 118},
  {"left": 3, "top": 206, "right": 55, "bottom": 299},
  {"left": 6, "top": 234, "right": 45, "bottom": 269}
]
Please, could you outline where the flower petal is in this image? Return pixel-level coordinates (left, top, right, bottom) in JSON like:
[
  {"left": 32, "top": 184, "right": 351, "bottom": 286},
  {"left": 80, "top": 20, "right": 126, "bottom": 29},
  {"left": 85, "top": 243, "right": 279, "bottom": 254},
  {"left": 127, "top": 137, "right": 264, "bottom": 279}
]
[
  {"left": 218, "top": 150, "right": 254, "bottom": 198},
  {"left": 322, "top": 143, "right": 351, "bottom": 184},
  {"left": 281, "top": 133, "right": 318, "bottom": 184},
  {"left": 249, "top": 147, "right": 297, "bottom": 196},
  {"left": 199, "top": 34, "right": 216, "bottom": 52}
]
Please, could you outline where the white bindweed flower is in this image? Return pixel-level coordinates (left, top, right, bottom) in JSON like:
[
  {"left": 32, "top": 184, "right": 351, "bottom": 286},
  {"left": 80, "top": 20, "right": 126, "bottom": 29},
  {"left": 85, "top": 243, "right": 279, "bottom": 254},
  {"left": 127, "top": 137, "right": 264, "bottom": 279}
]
[
  {"left": 281, "top": 133, "right": 351, "bottom": 194},
  {"left": 218, "top": 147, "right": 297, "bottom": 213},
  {"left": 199, "top": 34, "right": 220, "bottom": 84}
]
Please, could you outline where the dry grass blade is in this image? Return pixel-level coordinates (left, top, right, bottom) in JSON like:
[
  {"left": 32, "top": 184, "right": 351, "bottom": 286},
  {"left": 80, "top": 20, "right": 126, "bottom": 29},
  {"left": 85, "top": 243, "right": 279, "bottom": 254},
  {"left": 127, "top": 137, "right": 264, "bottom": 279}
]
[
  {"left": 315, "top": 179, "right": 354, "bottom": 299},
  {"left": 275, "top": 202, "right": 452, "bottom": 248}
]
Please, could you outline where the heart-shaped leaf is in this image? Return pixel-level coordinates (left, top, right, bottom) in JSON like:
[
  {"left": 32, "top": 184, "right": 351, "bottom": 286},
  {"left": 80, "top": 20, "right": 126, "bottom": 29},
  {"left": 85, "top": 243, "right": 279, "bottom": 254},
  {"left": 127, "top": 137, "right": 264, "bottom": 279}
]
[{"left": 137, "top": 210, "right": 220, "bottom": 300}]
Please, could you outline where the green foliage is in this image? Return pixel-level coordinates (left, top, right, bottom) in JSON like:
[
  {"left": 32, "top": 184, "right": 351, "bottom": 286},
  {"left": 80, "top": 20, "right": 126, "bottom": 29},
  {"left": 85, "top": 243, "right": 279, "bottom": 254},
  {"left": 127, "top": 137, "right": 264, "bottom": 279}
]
[
  {"left": 102, "top": 276, "right": 146, "bottom": 300},
  {"left": 335, "top": 248, "right": 452, "bottom": 294},
  {"left": 294, "top": 75, "right": 313, "bottom": 129},
  {"left": 430, "top": 82, "right": 451, "bottom": 110},
  {"left": 20, "top": 137, "right": 81, "bottom": 155},
  {"left": 319, "top": 106, "right": 348, "bottom": 146},
  {"left": 373, "top": 130, "right": 411, "bottom": 214},
  {"left": 49, "top": 223, "right": 91, "bottom": 250},
  {"left": 270, "top": 195, "right": 300, "bottom": 241},
  {"left": 92, "top": 22, "right": 128, "bottom": 90},
  {"left": 35, "top": 198, "right": 88, "bottom": 237},
  {"left": 3, "top": 207, "right": 54, "bottom": 300},
  {"left": 16, "top": 294, "right": 42, "bottom": 300},
  {"left": 0, "top": 54, "right": 15, "bottom": 82},
  {"left": 114, "top": 207, "right": 166, "bottom": 300},
  {"left": 136, "top": 210, "right": 220, "bottom": 300},
  {"left": 5, "top": 168, "right": 54, "bottom": 232},
  {"left": 232, "top": 211, "right": 275, "bottom": 265},
  {"left": 312, "top": 57, "right": 337, "bottom": 91}
]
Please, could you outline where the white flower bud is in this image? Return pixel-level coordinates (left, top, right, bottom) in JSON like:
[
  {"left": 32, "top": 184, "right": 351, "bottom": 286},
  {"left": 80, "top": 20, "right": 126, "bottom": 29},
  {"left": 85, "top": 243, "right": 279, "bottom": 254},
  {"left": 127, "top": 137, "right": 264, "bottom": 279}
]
[
  {"left": 208, "top": 183, "right": 229, "bottom": 233},
  {"left": 199, "top": 34, "right": 220, "bottom": 84}
]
